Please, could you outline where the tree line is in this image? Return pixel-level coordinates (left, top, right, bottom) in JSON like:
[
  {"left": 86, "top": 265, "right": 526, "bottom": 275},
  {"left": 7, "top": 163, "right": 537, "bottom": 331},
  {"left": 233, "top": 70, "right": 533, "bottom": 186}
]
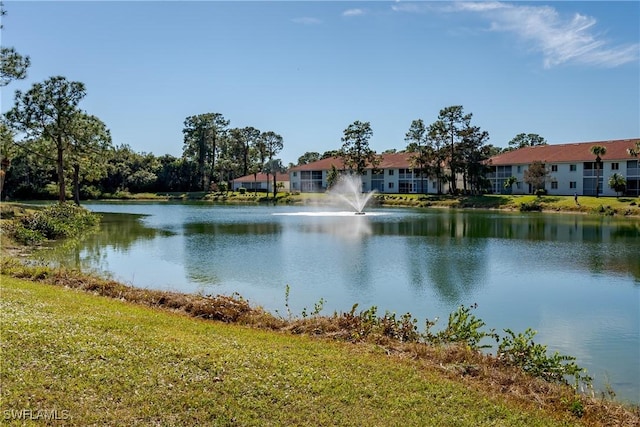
[
  {"left": 1, "top": 78, "right": 286, "bottom": 201},
  {"left": 1, "top": 74, "right": 549, "bottom": 201}
]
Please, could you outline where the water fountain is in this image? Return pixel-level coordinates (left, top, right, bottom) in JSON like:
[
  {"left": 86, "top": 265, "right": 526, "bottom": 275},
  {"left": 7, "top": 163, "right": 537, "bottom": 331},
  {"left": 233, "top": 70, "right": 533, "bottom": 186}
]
[{"left": 328, "top": 174, "right": 376, "bottom": 214}]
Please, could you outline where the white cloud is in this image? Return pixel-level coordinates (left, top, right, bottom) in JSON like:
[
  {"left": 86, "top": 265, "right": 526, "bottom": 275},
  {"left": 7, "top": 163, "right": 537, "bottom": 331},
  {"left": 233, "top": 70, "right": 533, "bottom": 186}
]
[
  {"left": 342, "top": 8, "right": 365, "bottom": 17},
  {"left": 397, "top": 1, "right": 639, "bottom": 68},
  {"left": 292, "top": 17, "right": 322, "bottom": 25},
  {"left": 391, "top": 3, "right": 428, "bottom": 14}
]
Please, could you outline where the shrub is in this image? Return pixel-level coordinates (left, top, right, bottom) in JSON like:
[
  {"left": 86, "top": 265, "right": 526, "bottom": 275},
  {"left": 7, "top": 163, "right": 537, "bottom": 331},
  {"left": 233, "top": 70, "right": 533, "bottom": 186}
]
[
  {"left": 9, "top": 203, "right": 100, "bottom": 244},
  {"left": 425, "top": 305, "right": 499, "bottom": 350},
  {"left": 520, "top": 201, "right": 542, "bottom": 212},
  {"left": 498, "top": 328, "right": 592, "bottom": 389},
  {"left": 534, "top": 188, "right": 547, "bottom": 197},
  {"left": 592, "top": 205, "right": 616, "bottom": 216},
  {"left": 238, "top": 187, "right": 246, "bottom": 194}
]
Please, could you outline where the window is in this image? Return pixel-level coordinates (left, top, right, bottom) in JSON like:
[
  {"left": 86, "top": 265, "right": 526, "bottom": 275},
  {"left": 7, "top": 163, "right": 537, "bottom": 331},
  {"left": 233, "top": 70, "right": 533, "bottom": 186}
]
[
  {"left": 570, "top": 164, "right": 576, "bottom": 171},
  {"left": 516, "top": 182, "right": 521, "bottom": 189},
  {"left": 388, "top": 182, "right": 394, "bottom": 189},
  {"left": 362, "top": 170, "right": 367, "bottom": 175},
  {"left": 517, "top": 165, "right": 522, "bottom": 173},
  {"left": 388, "top": 169, "right": 394, "bottom": 176},
  {"left": 551, "top": 165, "right": 558, "bottom": 172},
  {"left": 432, "top": 181, "right": 437, "bottom": 189},
  {"left": 300, "top": 170, "right": 324, "bottom": 192},
  {"left": 551, "top": 181, "right": 558, "bottom": 189},
  {"left": 611, "top": 163, "right": 619, "bottom": 170},
  {"left": 497, "top": 166, "right": 512, "bottom": 178},
  {"left": 570, "top": 182, "right": 577, "bottom": 189},
  {"left": 293, "top": 171, "right": 297, "bottom": 177}
]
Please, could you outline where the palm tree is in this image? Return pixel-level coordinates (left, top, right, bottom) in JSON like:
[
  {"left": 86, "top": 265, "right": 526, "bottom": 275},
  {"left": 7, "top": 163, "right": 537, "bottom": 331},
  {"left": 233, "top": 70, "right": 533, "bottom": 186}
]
[
  {"left": 590, "top": 145, "right": 607, "bottom": 197},
  {"left": 503, "top": 176, "right": 518, "bottom": 194},
  {"left": 608, "top": 173, "right": 626, "bottom": 197}
]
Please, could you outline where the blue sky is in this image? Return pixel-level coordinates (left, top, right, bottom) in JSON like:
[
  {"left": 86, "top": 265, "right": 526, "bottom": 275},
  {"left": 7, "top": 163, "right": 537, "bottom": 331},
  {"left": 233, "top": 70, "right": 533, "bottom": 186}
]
[{"left": 2, "top": 1, "right": 638, "bottom": 165}]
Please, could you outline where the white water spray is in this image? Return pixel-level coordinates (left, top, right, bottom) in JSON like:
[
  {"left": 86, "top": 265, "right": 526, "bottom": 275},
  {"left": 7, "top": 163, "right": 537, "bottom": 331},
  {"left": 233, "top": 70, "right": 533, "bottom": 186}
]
[{"left": 328, "top": 174, "right": 376, "bottom": 214}]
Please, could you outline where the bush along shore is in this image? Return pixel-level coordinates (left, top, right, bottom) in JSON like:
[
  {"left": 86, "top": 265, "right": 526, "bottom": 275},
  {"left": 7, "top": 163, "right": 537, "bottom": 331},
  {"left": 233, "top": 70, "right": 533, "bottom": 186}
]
[{"left": 1, "top": 203, "right": 639, "bottom": 425}]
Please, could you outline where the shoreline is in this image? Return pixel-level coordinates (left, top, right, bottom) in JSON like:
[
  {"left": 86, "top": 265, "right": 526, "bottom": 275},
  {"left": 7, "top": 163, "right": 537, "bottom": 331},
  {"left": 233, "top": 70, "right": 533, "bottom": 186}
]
[{"left": 7, "top": 192, "right": 639, "bottom": 218}]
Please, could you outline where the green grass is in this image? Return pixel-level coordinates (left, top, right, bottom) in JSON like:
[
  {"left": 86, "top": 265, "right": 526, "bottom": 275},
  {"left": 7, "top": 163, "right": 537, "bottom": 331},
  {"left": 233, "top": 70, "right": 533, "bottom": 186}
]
[
  {"left": 362, "top": 193, "right": 639, "bottom": 216},
  {"left": 1, "top": 276, "right": 585, "bottom": 426}
]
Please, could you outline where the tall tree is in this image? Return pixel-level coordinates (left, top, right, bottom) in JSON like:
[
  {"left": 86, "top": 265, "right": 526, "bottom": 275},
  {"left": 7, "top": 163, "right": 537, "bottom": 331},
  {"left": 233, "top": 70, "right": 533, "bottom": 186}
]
[
  {"left": 340, "top": 120, "right": 378, "bottom": 175},
  {"left": 239, "top": 126, "right": 260, "bottom": 177},
  {"left": 427, "top": 120, "right": 452, "bottom": 195},
  {"left": 67, "top": 113, "right": 112, "bottom": 204},
  {"left": 220, "top": 128, "right": 249, "bottom": 184},
  {"left": 459, "top": 125, "right": 491, "bottom": 194},
  {"left": 507, "top": 133, "right": 547, "bottom": 150},
  {"left": 0, "top": 122, "right": 17, "bottom": 197},
  {"left": 182, "top": 113, "right": 229, "bottom": 191},
  {"left": 430, "top": 106, "right": 472, "bottom": 194},
  {"left": 590, "top": 145, "right": 607, "bottom": 198},
  {"left": 321, "top": 149, "right": 341, "bottom": 159},
  {"left": 263, "top": 158, "right": 284, "bottom": 198},
  {"left": 5, "top": 76, "right": 86, "bottom": 202},
  {"left": 0, "top": 3, "right": 31, "bottom": 86},
  {"left": 297, "top": 151, "right": 320, "bottom": 165},
  {"left": 405, "top": 119, "right": 430, "bottom": 194},
  {"left": 259, "top": 131, "right": 284, "bottom": 194},
  {"left": 628, "top": 140, "right": 640, "bottom": 157},
  {"left": 326, "top": 164, "right": 340, "bottom": 190}
]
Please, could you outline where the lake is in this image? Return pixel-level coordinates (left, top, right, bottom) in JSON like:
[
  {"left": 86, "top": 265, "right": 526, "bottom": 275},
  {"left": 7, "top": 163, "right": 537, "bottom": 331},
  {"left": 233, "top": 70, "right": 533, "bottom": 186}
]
[{"left": 37, "top": 202, "right": 640, "bottom": 403}]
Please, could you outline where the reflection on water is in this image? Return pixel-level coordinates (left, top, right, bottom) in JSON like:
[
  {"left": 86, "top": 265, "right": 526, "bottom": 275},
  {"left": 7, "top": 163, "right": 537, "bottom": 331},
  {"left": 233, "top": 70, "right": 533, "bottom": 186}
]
[{"left": 38, "top": 203, "right": 640, "bottom": 403}]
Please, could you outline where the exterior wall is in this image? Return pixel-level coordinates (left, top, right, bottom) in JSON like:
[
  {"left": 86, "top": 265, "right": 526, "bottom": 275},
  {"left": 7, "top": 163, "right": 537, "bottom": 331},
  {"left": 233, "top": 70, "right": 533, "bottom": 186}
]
[
  {"left": 233, "top": 179, "right": 290, "bottom": 192},
  {"left": 488, "top": 159, "right": 639, "bottom": 196},
  {"left": 289, "top": 170, "right": 323, "bottom": 192},
  {"left": 289, "top": 167, "right": 446, "bottom": 194},
  {"left": 232, "top": 180, "right": 268, "bottom": 191}
]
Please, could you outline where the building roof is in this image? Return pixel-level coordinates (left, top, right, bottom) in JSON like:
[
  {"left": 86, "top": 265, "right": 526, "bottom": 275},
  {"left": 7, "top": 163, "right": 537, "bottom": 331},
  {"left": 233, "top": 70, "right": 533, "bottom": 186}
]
[
  {"left": 288, "top": 153, "right": 416, "bottom": 172},
  {"left": 489, "top": 139, "right": 639, "bottom": 166},
  {"left": 233, "top": 172, "right": 290, "bottom": 183},
  {"left": 288, "top": 156, "right": 344, "bottom": 172}
]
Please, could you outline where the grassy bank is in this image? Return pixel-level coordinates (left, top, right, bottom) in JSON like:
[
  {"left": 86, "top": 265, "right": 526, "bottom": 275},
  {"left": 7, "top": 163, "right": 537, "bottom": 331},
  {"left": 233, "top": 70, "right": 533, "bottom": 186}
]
[
  {"left": 0, "top": 276, "right": 609, "bottom": 426},
  {"left": 1, "top": 262, "right": 638, "bottom": 426}
]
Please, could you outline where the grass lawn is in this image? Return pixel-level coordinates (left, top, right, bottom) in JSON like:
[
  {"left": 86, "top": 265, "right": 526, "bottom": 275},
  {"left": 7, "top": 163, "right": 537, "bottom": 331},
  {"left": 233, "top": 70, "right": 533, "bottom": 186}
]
[
  {"left": 1, "top": 276, "right": 587, "bottom": 427},
  {"left": 374, "top": 193, "right": 640, "bottom": 216}
]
